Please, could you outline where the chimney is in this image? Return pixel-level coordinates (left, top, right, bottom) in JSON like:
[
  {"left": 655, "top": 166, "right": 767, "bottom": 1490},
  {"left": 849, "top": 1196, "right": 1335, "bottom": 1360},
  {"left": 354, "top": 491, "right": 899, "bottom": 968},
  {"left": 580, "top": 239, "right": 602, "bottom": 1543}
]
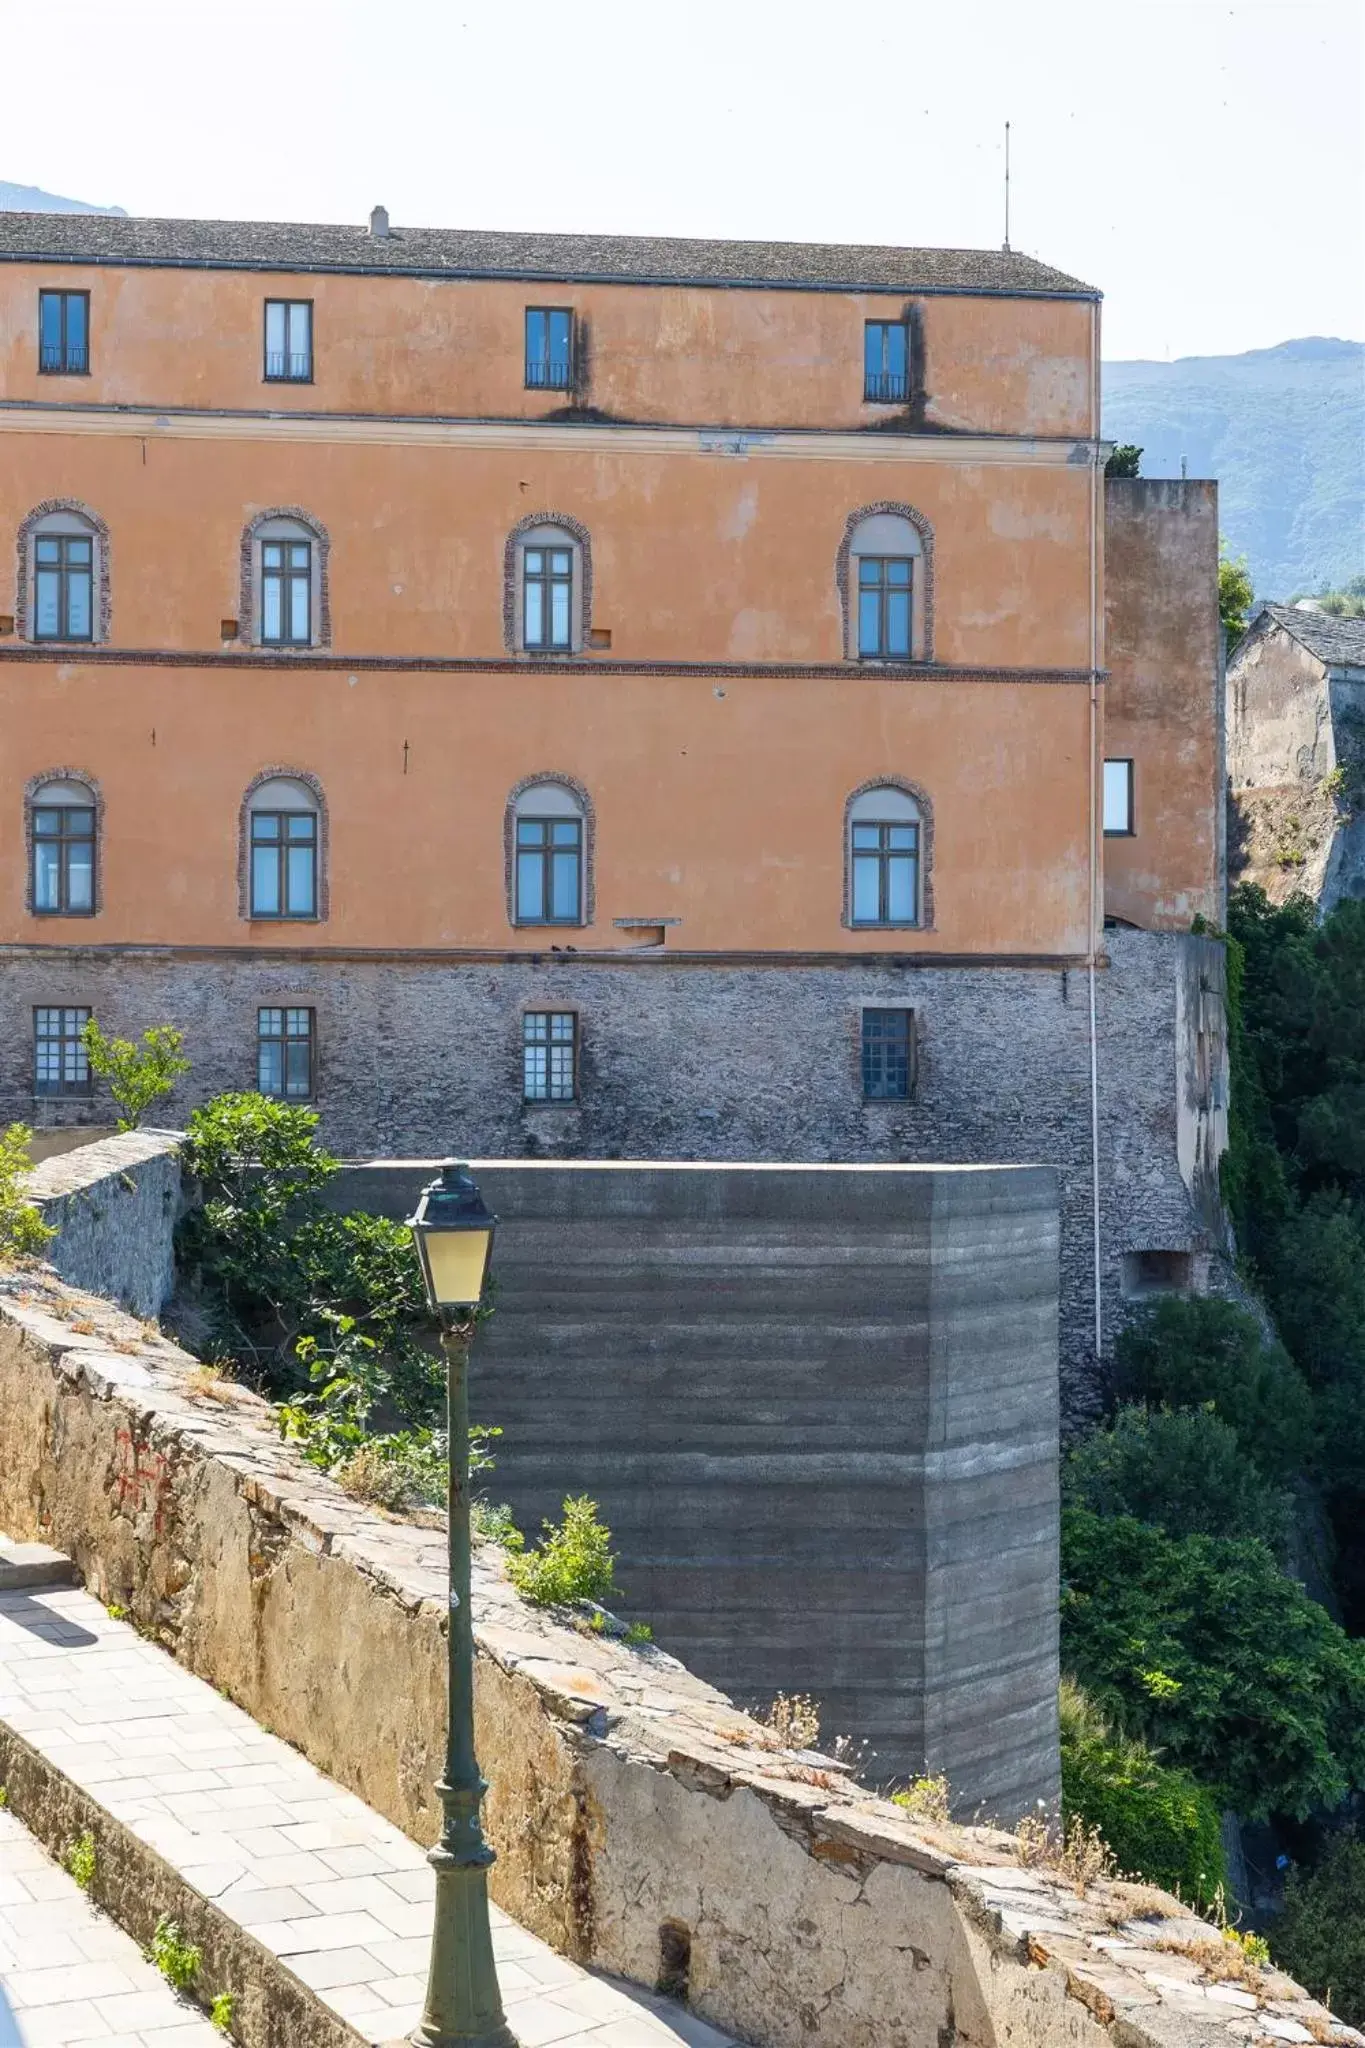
[{"left": 369, "top": 205, "right": 390, "bottom": 240}]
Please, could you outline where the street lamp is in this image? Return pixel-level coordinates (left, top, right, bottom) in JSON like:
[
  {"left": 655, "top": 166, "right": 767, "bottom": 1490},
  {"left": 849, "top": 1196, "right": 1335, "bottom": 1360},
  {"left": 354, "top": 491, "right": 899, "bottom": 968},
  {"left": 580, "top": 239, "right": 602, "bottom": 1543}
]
[{"left": 407, "top": 1162, "right": 516, "bottom": 2048}]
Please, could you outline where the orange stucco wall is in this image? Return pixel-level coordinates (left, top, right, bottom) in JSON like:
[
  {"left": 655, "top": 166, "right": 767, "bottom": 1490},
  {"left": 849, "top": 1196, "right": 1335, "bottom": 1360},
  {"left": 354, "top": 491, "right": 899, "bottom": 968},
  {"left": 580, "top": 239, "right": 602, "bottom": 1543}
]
[
  {"left": 2, "top": 662, "right": 1093, "bottom": 954},
  {"left": 0, "top": 251, "right": 1127, "bottom": 962},
  {"left": 0, "top": 427, "right": 1096, "bottom": 670},
  {"left": 1102, "top": 478, "right": 1222, "bottom": 930},
  {"left": 0, "top": 263, "right": 1095, "bottom": 436}
]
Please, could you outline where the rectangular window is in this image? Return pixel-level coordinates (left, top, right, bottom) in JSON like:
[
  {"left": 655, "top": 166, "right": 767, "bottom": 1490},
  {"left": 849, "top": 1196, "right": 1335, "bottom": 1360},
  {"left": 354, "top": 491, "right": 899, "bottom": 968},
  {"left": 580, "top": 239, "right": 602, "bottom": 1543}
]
[
  {"left": 250, "top": 811, "right": 317, "bottom": 917},
  {"left": 38, "top": 290, "right": 89, "bottom": 374},
  {"left": 264, "top": 299, "right": 313, "bottom": 381},
  {"left": 525, "top": 307, "right": 573, "bottom": 391},
  {"left": 861, "top": 1009, "right": 914, "bottom": 1101},
  {"left": 1103, "top": 758, "right": 1135, "bottom": 835},
  {"left": 33, "top": 534, "right": 93, "bottom": 642},
  {"left": 261, "top": 540, "right": 312, "bottom": 645},
  {"left": 32, "top": 805, "right": 95, "bottom": 915},
  {"left": 523, "top": 1011, "right": 578, "bottom": 1103},
  {"left": 34, "top": 1006, "right": 91, "bottom": 1095},
  {"left": 515, "top": 817, "right": 582, "bottom": 923},
  {"left": 857, "top": 556, "right": 913, "bottom": 658},
  {"left": 257, "top": 1007, "right": 315, "bottom": 1099},
  {"left": 523, "top": 546, "right": 573, "bottom": 650},
  {"left": 864, "top": 320, "right": 909, "bottom": 403},
  {"left": 851, "top": 821, "right": 919, "bottom": 925}
]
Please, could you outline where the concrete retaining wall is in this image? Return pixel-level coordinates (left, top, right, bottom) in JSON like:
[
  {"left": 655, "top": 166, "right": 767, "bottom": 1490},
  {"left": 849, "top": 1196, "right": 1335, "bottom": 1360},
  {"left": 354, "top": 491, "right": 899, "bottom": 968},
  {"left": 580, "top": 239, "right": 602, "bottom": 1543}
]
[
  {"left": 22, "top": 1128, "right": 182, "bottom": 1317},
  {"left": 334, "top": 1159, "right": 1061, "bottom": 1817}
]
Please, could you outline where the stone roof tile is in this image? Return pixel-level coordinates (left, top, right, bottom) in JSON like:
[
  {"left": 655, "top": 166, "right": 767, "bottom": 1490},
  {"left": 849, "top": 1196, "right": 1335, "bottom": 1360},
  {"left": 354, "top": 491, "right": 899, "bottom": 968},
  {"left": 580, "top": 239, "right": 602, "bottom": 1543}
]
[
  {"left": 0, "top": 210, "right": 1097, "bottom": 297},
  {"left": 1259, "top": 604, "right": 1365, "bottom": 668}
]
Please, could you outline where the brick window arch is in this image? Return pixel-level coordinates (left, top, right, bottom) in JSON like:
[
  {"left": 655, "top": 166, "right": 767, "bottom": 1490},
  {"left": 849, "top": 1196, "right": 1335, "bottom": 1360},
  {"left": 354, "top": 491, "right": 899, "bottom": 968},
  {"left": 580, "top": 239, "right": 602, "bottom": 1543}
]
[
  {"left": 239, "top": 507, "right": 331, "bottom": 648},
  {"left": 24, "top": 767, "right": 103, "bottom": 916},
  {"left": 503, "top": 511, "right": 593, "bottom": 655},
  {"left": 504, "top": 771, "right": 595, "bottom": 927},
  {"left": 239, "top": 767, "right": 329, "bottom": 922},
  {"left": 843, "top": 776, "right": 935, "bottom": 930},
  {"left": 16, "top": 500, "right": 111, "bottom": 645},
  {"left": 836, "top": 503, "right": 935, "bottom": 662}
]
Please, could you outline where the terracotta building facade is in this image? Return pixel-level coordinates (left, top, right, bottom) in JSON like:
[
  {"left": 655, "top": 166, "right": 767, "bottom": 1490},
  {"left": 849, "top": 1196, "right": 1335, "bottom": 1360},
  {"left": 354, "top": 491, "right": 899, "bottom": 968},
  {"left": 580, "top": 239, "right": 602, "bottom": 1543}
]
[{"left": 0, "top": 211, "right": 1225, "bottom": 1402}]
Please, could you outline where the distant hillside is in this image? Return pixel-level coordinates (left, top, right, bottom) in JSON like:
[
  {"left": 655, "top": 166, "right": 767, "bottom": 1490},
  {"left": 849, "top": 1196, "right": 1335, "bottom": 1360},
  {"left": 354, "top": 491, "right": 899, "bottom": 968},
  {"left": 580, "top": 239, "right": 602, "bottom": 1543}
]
[
  {"left": 0, "top": 181, "right": 124, "bottom": 216},
  {"left": 1104, "top": 338, "right": 1364, "bottom": 600}
]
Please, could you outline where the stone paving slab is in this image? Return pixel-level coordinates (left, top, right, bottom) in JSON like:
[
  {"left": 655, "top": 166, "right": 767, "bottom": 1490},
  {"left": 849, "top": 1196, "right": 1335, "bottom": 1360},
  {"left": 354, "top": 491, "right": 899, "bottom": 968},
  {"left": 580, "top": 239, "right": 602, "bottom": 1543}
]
[
  {"left": 0, "top": 1586, "right": 738, "bottom": 2048},
  {"left": 0, "top": 1803, "right": 221, "bottom": 2045}
]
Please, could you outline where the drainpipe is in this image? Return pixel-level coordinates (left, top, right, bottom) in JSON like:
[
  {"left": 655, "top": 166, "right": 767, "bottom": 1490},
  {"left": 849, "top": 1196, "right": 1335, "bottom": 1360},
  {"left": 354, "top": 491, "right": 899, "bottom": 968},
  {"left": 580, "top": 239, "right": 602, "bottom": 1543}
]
[{"left": 1088, "top": 299, "right": 1104, "bottom": 1364}]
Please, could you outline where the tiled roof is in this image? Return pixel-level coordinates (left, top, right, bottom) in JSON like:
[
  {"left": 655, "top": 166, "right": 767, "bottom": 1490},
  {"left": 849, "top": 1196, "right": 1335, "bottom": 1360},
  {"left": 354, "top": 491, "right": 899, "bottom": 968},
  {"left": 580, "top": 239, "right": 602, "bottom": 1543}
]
[
  {"left": 1258, "top": 603, "right": 1365, "bottom": 668},
  {"left": 0, "top": 211, "right": 1096, "bottom": 297}
]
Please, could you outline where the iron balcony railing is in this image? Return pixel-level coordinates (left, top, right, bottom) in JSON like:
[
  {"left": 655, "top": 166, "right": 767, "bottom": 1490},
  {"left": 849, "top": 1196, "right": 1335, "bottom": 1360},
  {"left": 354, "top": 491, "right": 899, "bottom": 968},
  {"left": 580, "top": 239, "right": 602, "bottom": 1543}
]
[
  {"left": 525, "top": 358, "right": 573, "bottom": 390},
  {"left": 864, "top": 372, "right": 910, "bottom": 403},
  {"left": 265, "top": 351, "right": 313, "bottom": 381},
  {"left": 39, "top": 346, "right": 88, "bottom": 374}
]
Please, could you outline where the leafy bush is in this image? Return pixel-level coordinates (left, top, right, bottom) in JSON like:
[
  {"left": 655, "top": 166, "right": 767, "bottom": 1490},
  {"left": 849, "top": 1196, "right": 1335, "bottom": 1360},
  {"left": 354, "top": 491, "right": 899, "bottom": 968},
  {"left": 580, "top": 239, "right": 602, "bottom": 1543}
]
[
  {"left": 211, "top": 1990, "right": 235, "bottom": 2034},
  {"left": 1058, "top": 1679, "right": 1225, "bottom": 1904},
  {"left": 1273, "top": 1833, "right": 1365, "bottom": 2027},
  {"left": 1061, "top": 1508, "right": 1365, "bottom": 1819},
  {"left": 81, "top": 1019, "right": 189, "bottom": 1130},
  {"left": 1064, "top": 1403, "right": 1290, "bottom": 1553},
  {"left": 1113, "top": 1297, "right": 1315, "bottom": 1480},
  {"left": 0, "top": 1123, "right": 55, "bottom": 1259},
  {"left": 507, "top": 1496, "right": 617, "bottom": 1607}
]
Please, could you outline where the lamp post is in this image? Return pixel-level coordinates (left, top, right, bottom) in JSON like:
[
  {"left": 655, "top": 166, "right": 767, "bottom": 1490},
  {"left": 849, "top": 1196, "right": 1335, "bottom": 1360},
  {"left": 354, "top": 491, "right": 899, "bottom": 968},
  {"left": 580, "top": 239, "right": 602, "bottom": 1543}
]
[{"left": 407, "top": 1161, "right": 517, "bottom": 2048}]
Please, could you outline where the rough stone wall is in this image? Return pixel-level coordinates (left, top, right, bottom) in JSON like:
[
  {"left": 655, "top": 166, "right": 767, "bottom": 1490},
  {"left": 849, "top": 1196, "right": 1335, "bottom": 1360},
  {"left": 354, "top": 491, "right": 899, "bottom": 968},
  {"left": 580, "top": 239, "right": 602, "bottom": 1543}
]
[
  {"left": 22, "top": 1128, "right": 181, "bottom": 1316},
  {"left": 0, "top": 1274, "right": 1353, "bottom": 2048},
  {"left": 0, "top": 930, "right": 1222, "bottom": 1414},
  {"left": 1228, "top": 618, "right": 1365, "bottom": 909},
  {"left": 1104, "top": 478, "right": 1223, "bottom": 931},
  {"left": 331, "top": 1161, "right": 1062, "bottom": 1817}
]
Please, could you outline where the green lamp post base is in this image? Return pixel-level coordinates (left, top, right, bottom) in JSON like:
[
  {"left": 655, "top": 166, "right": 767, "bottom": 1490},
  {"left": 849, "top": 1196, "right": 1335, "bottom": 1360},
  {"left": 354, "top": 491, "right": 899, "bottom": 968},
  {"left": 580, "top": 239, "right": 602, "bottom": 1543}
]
[{"left": 410, "top": 1784, "right": 519, "bottom": 2048}]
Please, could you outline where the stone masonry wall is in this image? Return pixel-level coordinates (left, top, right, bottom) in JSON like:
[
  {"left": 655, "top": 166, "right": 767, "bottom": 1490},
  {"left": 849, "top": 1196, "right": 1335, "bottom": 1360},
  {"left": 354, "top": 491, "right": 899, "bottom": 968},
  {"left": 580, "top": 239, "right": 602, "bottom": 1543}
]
[
  {"left": 0, "top": 928, "right": 1225, "bottom": 1418},
  {"left": 23, "top": 1128, "right": 182, "bottom": 1317},
  {"left": 0, "top": 1270, "right": 1354, "bottom": 2048}
]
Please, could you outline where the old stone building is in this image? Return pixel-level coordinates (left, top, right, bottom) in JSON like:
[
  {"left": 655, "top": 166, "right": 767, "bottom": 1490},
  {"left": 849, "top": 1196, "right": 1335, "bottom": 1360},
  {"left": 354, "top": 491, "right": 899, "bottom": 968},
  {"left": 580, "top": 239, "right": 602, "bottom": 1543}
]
[
  {"left": 1228, "top": 603, "right": 1365, "bottom": 909},
  {"left": 0, "top": 209, "right": 1225, "bottom": 1401}
]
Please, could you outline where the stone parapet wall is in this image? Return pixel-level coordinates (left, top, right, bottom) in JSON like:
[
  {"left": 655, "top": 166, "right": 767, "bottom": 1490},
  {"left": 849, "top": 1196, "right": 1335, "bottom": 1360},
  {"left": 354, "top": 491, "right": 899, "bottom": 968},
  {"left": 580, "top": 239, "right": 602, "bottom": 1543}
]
[
  {"left": 22, "top": 1127, "right": 182, "bottom": 1316},
  {"left": 0, "top": 1271, "right": 1353, "bottom": 2048},
  {"left": 0, "top": 928, "right": 1224, "bottom": 1414}
]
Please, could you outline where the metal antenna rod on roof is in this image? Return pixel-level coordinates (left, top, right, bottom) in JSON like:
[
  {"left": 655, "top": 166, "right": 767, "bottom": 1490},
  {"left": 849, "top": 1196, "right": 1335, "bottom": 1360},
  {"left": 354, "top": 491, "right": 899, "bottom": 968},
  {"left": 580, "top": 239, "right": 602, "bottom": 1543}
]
[{"left": 1003, "top": 121, "right": 1012, "bottom": 253}]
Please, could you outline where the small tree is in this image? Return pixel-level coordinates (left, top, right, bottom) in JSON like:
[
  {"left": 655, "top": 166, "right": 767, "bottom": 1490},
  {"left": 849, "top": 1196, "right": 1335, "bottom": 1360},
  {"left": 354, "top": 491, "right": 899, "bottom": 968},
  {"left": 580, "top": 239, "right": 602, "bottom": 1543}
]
[
  {"left": 0, "top": 1124, "right": 55, "bottom": 1259},
  {"left": 1105, "top": 444, "right": 1142, "bottom": 478},
  {"left": 1219, "top": 544, "right": 1255, "bottom": 652},
  {"left": 82, "top": 1020, "right": 190, "bottom": 1131}
]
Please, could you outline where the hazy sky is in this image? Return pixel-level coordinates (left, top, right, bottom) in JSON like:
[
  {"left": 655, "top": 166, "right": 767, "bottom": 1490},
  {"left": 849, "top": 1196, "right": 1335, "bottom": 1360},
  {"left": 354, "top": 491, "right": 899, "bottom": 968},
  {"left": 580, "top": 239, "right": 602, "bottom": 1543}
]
[{"left": 4, "top": 0, "right": 1362, "bottom": 360}]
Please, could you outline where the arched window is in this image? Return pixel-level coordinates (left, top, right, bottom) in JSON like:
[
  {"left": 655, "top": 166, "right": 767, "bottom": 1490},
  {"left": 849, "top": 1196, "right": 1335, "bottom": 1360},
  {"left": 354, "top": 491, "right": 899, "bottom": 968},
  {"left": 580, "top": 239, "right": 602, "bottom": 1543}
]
[
  {"left": 847, "top": 784, "right": 925, "bottom": 928},
  {"left": 241, "top": 510, "right": 329, "bottom": 649},
  {"left": 27, "top": 774, "right": 98, "bottom": 916},
  {"left": 509, "top": 778, "right": 589, "bottom": 926},
  {"left": 839, "top": 506, "right": 932, "bottom": 662},
  {"left": 18, "top": 503, "right": 109, "bottom": 645},
  {"left": 243, "top": 774, "right": 323, "bottom": 921},
  {"left": 504, "top": 515, "right": 591, "bottom": 655}
]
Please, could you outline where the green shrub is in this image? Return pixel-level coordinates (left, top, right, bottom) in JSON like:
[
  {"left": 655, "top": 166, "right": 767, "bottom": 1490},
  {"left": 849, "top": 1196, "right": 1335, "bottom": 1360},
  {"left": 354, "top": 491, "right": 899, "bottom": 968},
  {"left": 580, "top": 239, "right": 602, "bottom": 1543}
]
[
  {"left": 63, "top": 1830, "right": 96, "bottom": 1891},
  {"left": 81, "top": 1019, "right": 189, "bottom": 1130},
  {"left": 1113, "top": 1297, "right": 1315, "bottom": 1479},
  {"left": 211, "top": 1990, "right": 235, "bottom": 2034},
  {"left": 148, "top": 1914, "right": 201, "bottom": 1992},
  {"left": 1058, "top": 1680, "right": 1224, "bottom": 1905},
  {"left": 0, "top": 1123, "right": 55, "bottom": 1260},
  {"left": 1264, "top": 1189, "right": 1365, "bottom": 1397},
  {"left": 507, "top": 1496, "right": 617, "bottom": 1607},
  {"left": 1061, "top": 1508, "right": 1365, "bottom": 1819},
  {"left": 1063, "top": 1403, "right": 1290, "bottom": 1553},
  {"left": 1273, "top": 1833, "right": 1365, "bottom": 2026}
]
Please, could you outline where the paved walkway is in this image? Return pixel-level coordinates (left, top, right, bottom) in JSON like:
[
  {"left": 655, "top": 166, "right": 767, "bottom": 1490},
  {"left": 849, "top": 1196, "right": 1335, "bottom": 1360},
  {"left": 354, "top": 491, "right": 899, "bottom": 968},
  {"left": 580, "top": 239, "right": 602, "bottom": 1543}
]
[
  {"left": 0, "top": 1584, "right": 737, "bottom": 2047},
  {"left": 0, "top": 1803, "right": 219, "bottom": 2046}
]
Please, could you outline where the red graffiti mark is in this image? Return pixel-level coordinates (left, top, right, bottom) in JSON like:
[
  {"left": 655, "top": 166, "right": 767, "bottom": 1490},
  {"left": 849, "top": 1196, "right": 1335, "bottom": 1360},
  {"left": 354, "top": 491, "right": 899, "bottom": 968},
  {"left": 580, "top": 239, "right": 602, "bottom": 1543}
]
[{"left": 112, "top": 1427, "right": 172, "bottom": 1537}]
